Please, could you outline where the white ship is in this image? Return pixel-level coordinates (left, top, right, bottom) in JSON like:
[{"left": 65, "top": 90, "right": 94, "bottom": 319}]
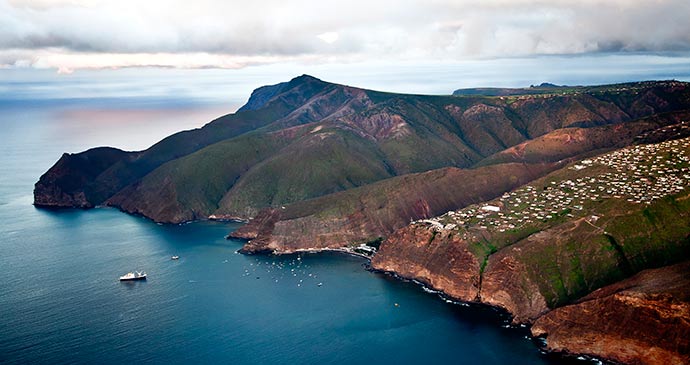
[{"left": 119, "top": 271, "right": 147, "bottom": 281}]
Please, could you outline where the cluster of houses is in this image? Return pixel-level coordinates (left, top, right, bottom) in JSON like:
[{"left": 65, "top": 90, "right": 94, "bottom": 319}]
[{"left": 415, "top": 136, "right": 690, "bottom": 238}]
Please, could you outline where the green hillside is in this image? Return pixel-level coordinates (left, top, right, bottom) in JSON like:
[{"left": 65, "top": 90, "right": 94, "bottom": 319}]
[{"left": 35, "top": 77, "right": 690, "bottom": 224}]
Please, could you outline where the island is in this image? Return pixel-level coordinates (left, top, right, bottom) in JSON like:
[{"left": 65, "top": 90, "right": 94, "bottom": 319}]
[{"left": 35, "top": 75, "right": 690, "bottom": 364}]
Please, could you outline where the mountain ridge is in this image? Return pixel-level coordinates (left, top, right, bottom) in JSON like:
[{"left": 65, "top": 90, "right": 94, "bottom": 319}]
[{"left": 35, "top": 77, "right": 690, "bottom": 224}]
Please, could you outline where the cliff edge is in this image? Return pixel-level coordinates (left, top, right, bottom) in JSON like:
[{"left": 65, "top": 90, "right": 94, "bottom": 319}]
[{"left": 532, "top": 261, "right": 690, "bottom": 365}]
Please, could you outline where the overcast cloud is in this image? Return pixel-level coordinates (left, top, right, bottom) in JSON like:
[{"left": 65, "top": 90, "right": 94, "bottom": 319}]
[{"left": 1, "top": 0, "right": 689, "bottom": 71}]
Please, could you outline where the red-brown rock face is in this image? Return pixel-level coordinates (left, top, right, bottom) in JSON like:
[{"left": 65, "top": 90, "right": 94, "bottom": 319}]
[
  {"left": 481, "top": 248, "right": 549, "bottom": 323},
  {"left": 531, "top": 261, "right": 690, "bottom": 365},
  {"left": 371, "top": 225, "right": 482, "bottom": 302}
]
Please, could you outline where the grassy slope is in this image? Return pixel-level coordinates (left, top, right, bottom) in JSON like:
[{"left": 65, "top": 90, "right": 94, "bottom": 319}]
[
  {"left": 49, "top": 75, "right": 333, "bottom": 205},
  {"left": 475, "top": 110, "right": 690, "bottom": 167},
  {"left": 515, "top": 193, "right": 690, "bottom": 308},
  {"left": 231, "top": 112, "right": 690, "bottom": 251},
  {"left": 216, "top": 128, "right": 394, "bottom": 217},
  {"left": 106, "top": 132, "right": 291, "bottom": 222}
]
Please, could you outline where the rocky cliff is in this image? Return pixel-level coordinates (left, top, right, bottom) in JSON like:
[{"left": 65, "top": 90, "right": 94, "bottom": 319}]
[
  {"left": 33, "top": 147, "right": 136, "bottom": 208},
  {"left": 532, "top": 261, "right": 690, "bottom": 365}
]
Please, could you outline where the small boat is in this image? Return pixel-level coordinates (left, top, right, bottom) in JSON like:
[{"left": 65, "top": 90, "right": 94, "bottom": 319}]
[
  {"left": 119, "top": 271, "right": 147, "bottom": 281},
  {"left": 171, "top": 255, "right": 179, "bottom": 260}
]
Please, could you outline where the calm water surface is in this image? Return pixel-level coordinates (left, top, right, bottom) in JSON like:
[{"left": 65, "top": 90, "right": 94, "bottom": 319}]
[{"left": 0, "top": 95, "right": 581, "bottom": 364}]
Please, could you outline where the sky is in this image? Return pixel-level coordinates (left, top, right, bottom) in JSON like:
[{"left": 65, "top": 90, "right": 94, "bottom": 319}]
[{"left": 1, "top": 0, "right": 690, "bottom": 99}]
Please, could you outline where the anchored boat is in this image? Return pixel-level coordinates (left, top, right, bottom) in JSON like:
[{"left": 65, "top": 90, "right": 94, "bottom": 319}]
[{"left": 119, "top": 271, "right": 147, "bottom": 281}]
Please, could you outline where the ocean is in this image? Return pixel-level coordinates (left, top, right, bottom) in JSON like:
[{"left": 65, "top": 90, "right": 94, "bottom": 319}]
[{"left": 0, "top": 76, "right": 588, "bottom": 364}]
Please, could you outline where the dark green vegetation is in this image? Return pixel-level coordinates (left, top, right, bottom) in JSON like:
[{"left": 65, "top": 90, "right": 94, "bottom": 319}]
[
  {"left": 454, "top": 83, "right": 571, "bottom": 96},
  {"left": 35, "top": 76, "right": 690, "bottom": 227}
]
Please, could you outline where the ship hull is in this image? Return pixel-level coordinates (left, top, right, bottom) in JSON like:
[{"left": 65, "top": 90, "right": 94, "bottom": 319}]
[{"left": 119, "top": 276, "right": 146, "bottom": 281}]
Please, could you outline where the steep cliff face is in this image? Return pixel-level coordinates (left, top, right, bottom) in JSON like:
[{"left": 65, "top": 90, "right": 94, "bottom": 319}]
[
  {"left": 480, "top": 246, "right": 551, "bottom": 323},
  {"left": 531, "top": 261, "right": 690, "bottom": 365},
  {"left": 237, "top": 81, "right": 288, "bottom": 112},
  {"left": 371, "top": 225, "right": 482, "bottom": 302},
  {"left": 478, "top": 218, "right": 628, "bottom": 323},
  {"left": 373, "top": 223, "right": 601, "bottom": 323},
  {"left": 34, "top": 147, "right": 135, "bottom": 208}
]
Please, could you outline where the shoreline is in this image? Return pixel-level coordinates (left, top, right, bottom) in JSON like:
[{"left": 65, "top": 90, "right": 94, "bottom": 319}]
[
  {"left": 25, "top": 206, "right": 626, "bottom": 365},
  {"left": 236, "top": 246, "right": 375, "bottom": 261},
  {"left": 234, "top": 243, "right": 606, "bottom": 365},
  {"left": 34, "top": 204, "right": 610, "bottom": 364},
  {"left": 276, "top": 247, "right": 374, "bottom": 260},
  {"left": 367, "top": 266, "right": 609, "bottom": 365}
]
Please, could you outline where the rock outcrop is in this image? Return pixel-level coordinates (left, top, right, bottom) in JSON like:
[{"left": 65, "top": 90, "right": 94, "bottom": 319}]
[
  {"left": 34, "top": 147, "right": 134, "bottom": 208},
  {"left": 371, "top": 225, "right": 482, "bottom": 302},
  {"left": 237, "top": 81, "right": 288, "bottom": 112},
  {"left": 531, "top": 261, "right": 690, "bottom": 365}
]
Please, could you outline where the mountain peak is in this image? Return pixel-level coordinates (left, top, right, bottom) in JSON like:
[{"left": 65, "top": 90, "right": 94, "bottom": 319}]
[
  {"left": 286, "top": 74, "right": 324, "bottom": 89},
  {"left": 291, "top": 74, "right": 321, "bottom": 83},
  {"left": 533, "top": 82, "right": 561, "bottom": 88},
  {"left": 238, "top": 75, "right": 326, "bottom": 112}
]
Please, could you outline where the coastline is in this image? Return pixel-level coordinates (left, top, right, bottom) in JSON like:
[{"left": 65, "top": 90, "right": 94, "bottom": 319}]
[
  {"left": 366, "top": 265, "right": 611, "bottom": 365},
  {"left": 232, "top": 242, "right": 375, "bottom": 261},
  {"left": 30, "top": 205, "right": 619, "bottom": 364},
  {"left": 230, "top": 238, "right": 606, "bottom": 364},
  {"left": 40, "top": 206, "right": 683, "bottom": 365}
]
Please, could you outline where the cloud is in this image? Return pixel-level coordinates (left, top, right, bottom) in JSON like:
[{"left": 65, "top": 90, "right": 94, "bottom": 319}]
[
  {"left": 1, "top": 48, "right": 323, "bottom": 71},
  {"left": 317, "top": 32, "right": 339, "bottom": 45},
  {"left": 1, "top": 0, "right": 689, "bottom": 70}
]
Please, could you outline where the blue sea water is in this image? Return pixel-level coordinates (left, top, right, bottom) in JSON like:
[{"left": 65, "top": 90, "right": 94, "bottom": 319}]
[{"left": 0, "top": 91, "right": 584, "bottom": 364}]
